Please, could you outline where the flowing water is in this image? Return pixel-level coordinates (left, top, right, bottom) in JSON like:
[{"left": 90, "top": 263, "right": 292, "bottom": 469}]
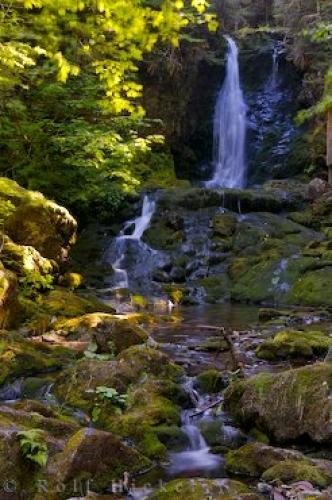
[
  {"left": 207, "top": 36, "right": 247, "bottom": 189},
  {"left": 105, "top": 194, "right": 156, "bottom": 290}
]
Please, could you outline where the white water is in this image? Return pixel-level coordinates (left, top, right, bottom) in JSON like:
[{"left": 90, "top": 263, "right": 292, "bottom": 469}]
[
  {"left": 111, "top": 195, "right": 155, "bottom": 289},
  {"left": 168, "top": 378, "right": 221, "bottom": 476},
  {"left": 207, "top": 36, "right": 247, "bottom": 189}
]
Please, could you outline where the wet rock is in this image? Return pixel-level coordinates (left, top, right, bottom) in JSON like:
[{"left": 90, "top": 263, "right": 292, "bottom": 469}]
[
  {"left": 256, "top": 329, "right": 332, "bottom": 360},
  {"left": 197, "top": 369, "right": 227, "bottom": 393},
  {"left": 224, "top": 362, "right": 332, "bottom": 443},
  {"left": 52, "top": 313, "right": 148, "bottom": 354},
  {"left": 149, "top": 478, "right": 262, "bottom": 499},
  {"left": 47, "top": 428, "right": 149, "bottom": 494}
]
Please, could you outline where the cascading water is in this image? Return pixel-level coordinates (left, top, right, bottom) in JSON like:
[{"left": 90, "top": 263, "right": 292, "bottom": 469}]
[
  {"left": 110, "top": 195, "right": 156, "bottom": 290},
  {"left": 207, "top": 36, "right": 247, "bottom": 189},
  {"left": 168, "top": 377, "right": 221, "bottom": 476}
]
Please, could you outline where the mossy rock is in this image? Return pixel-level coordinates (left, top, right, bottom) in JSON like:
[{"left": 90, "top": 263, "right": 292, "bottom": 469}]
[
  {"left": 0, "top": 177, "right": 77, "bottom": 262},
  {"left": 40, "top": 288, "right": 115, "bottom": 317},
  {"left": 53, "top": 313, "right": 148, "bottom": 354},
  {"left": 212, "top": 213, "right": 237, "bottom": 238},
  {"left": 59, "top": 272, "right": 84, "bottom": 289},
  {"left": 46, "top": 428, "right": 150, "bottom": 495},
  {"left": 197, "top": 369, "right": 226, "bottom": 393},
  {"left": 2, "top": 236, "right": 56, "bottom": 278},
  {"left": 224, "top": 362, "right": 332, "bottom": 443},
  {"left": 262, "top": 460, "right": 331, "bottom": 488},
  {"left": 196, "top": 275, "right": 231, "bottom": 303},
  {"left": 288, "top": 267, "right": 332, "bottom": 307},
  {"left": 150, "top": 478, "right": 259, "bottom": 500},
  {"left": 0, "top": 333, "right": 76, "bottom": 386},
  {"left": 256, "top": 329, "right": 332, "bottom": 360},
  {"left": 143, "top": 212, "right": 185, "bottom": 251},
  {"left": 225, "top": 443, "right": 310, "bottom": 477}
]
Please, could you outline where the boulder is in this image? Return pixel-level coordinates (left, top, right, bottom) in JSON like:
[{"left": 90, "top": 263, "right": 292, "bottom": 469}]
[
  {"left": 52, "top": 313, "right": 148, "bottom": 354},
  {"left": 0, "top": 177, "right": 77, "bottom": 262},
  {"left": 224, "top": 363, "right": 332, "bottom": 443},
  {"left": 256, "top": 329, "right": 332, "bottom": 360},
  {"left": 46, "top": 428, "right": 149, "bottom": 493},
  {"left": 262, "top": 460, "right": 332, "bottom": 488},
  {"left": 308, "top": 178, "right": 328, "bottom": 200},
  {"left": 149, "top": 478, "right": 261, "bottom": 499},
  {"left": 0, "top": 333, "right": 75, "bottom": 386}
]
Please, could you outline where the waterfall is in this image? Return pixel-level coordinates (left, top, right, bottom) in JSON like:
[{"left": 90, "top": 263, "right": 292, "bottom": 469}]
[
  {"left": 111, "top": 195, "right": 155, "bottom": 289},
  {"left": 207, "top": 36, "right": 247, "bottom": 189}
]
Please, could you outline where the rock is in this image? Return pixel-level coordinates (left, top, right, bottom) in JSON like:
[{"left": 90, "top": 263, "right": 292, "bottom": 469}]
[
  {"left": 54, "top": 345, "right": 183, "bottom": 458},
  {"left": 308, "top": 178, "right": 328, "bottom": 200},
  {"left": 256, "top": 329, "right": 332, "bottom": 360},
  {"left": 212, "top": 213, "right": 237, "bottom": 238},
  {"left": 0, "top": 177, "right": 77, "bottom": 262},
  {"left": 2, "top": 236, "right": 56, "bottom": 278},
  {"left": 52, "top": 313, "right": 148, "bottom": 354},
  {"left": 262, "top": 460, "right": 331, "bottom": 488},
  {"left": 0, "top": 333, "right": 75, "bottom": 386},
  {"left": 47, "top": 428, "right": 149, "bottom": 494},
  {"left": 197, "top": 369, "right": 227, "bottom": 393},
  {"left": 258, "top": 308, "right": 284, "bottom": 321},
  {"left": 225, "top": 442, "right": 315, "bottom": 477},
  {"left": 39, "top": 288, "right": 115, "bottom": 318},
  {"left": 224, "top": 362, "right": 332, "bottom": 443},
  {"left": 58, "top": 272, "right": 84, "bottom": 289},
  {"left": 287, "top": 267, "right": 332, "bottom": 307},
  {"left": 149, "top": 478, "right": 262, "bottom": 499}
]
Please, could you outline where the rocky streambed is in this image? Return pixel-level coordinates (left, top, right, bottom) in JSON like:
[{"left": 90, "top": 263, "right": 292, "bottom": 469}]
[{"left": 0, "top": 178, "right": 331, "bottom": 499}]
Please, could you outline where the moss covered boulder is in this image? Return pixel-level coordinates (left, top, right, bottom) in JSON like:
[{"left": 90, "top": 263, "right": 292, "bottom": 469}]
[
  {"left": 0, "top": 177, "right": 77, "bottom": 262},
  {"left": 197, "top": 369, "right": 226, "bottom": 393},
  {"left": 54, "top": 345, "right": 183, "bottom": 457},
  {"left": 150, "top": 478, "right": 261, "bottom": 500},
  {"left": 225, "top": 442, "right": 315, "bottom": 477},
  {"left": 224, "top": 363, "right": 332, "bottom": 443},
  {"left": 262, "top": 460, "right": 332, "bottom": 488},
  {"left": 256, "top": 329, "right": 332, "bottom": 360},
  {"left": 0, "top": 333, "right": 75, "bottom": 386},
  {"left": 53, "top": 313, "right": 148, "bottom": 354},
  {"left": 46, "top": 428, "right": 149, "bottom": 495}
]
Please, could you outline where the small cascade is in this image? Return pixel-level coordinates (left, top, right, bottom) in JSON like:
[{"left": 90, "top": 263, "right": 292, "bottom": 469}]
[
  {"left": 167, "top": 377, "right": 221, "bottom": 476},
  {"left": 207, "top": 36, "right": 247, "bottom": 189},
  {"left": 109, "top": 195, "right": 156, "bottom": 290}
]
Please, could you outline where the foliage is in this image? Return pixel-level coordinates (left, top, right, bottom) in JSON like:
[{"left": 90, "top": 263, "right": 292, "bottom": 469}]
[
  {"left": 17, "top": 429, "right": 48, "bottom": 467},
  {"left": 0, "top": 1, "right": 216, "bottom": 220},
  {"left": 83, "top": 341, "right": 115, "bottom": 360},
  {"left": 87, "top": 385, "right": 128, "bottom": 422}
]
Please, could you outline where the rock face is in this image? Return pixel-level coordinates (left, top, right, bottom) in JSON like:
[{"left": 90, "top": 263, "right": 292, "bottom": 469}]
[
  {"left": 224, "top": 363, "right": 332, "bottom": 443},
  {"left": 107, "top": 183, "right": 332, "bottom": 308}
]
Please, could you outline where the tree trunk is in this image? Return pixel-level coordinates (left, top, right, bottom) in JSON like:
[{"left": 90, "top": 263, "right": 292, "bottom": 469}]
[{"left": 327, "top": 109, "right": 332, "bottom": 184}]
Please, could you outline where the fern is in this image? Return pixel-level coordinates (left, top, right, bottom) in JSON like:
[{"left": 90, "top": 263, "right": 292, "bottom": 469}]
[{"left": 17, "top": 429, "right": 48, "bottom": 467}]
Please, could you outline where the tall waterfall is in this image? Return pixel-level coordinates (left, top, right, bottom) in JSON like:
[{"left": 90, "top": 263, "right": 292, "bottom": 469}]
[{"left": 207, "top": 36, "right": 247, "bottom": 189}]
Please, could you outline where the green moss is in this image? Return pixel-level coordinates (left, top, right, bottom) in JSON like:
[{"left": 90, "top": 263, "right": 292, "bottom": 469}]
[
  {"left": 197, "top": 369, "right": 225, "bottom": 393},
  {"left": 256, "top": 329, "right": 332, "bottom": 360},
  {"left": 0, "top": 333, "right": 75, "bottom": 386},
  {"left": 40, "top": 288, "right": 114, "bottom": 317},
  {"left": 152, "top": 478, "right": 252, "bottom": 500},
  {"left": 212, "top": 213, "right": 237, "bottom": 238},
  {"left": 143, "top": 221, "right": 184, "bottom": 251},
  {"left": 224, "top": 363, "right": 332, "bottom": 443},
  {"left": 288, "top": 267, "right": 332, "bottom": 307},
  {"left": 196, "top": 275, "right": 231, "bottom": 303},
  {"left": 262, "top": 460, "right": 330, "bottom": 487}
]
